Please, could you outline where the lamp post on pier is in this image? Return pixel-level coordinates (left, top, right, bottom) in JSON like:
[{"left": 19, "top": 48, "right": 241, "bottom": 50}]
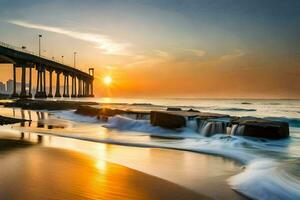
[{"left": 38, "top": 34, "right": 42, "bottom": 57}]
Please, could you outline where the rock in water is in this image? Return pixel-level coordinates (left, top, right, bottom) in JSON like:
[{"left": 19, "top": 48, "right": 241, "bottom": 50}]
[
  {"left": 166, "top": 107, "right": 182, "bottom": 111},
  {"left": 75, "top": 105, "right": 100, "bottom": 116},
  {"left": 101, "top": 108, "right": 126, "bottom": 117},
  {"left": 75, "top": 106, "right": 127, "bottom": 119},
  {"left": 150, "top": 111, "right": 186, "bottom": 129},
  {"left": 187, "top": 108, "right": 200, "bottom": 112},
  {"left": 232, "top": 117, "right": 289, "bottom": 139}
]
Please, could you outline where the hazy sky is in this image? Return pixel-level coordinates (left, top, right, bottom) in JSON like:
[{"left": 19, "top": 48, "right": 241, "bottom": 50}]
[{"left": 0, "top": 0, "right": 299, "bottom": 98}]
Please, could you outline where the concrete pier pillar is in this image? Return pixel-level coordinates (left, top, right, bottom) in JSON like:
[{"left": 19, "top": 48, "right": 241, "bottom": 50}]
[
  {"left": 88, "top": 81, "right": 92, "bottom": 97},
  {"left": 88, "top": 68, "right": 94, "bottom": 97},
  {"left": 85, "top": 80, "right": 89, "bottom": 97},
  {"left": 74, "top": 76, "right": 77, "bottom": 97},
  {"left": 78, "top": 78, "right": 82, "bottom": 97},
  {"left": 84, "top": 81, "right": 88, "bottom": 97},
  {"left": 87, "top": 81, "right": 90, "bottom": 96},
  {"left": 63, "top": 74, "right": 66, "bottom": 97},
  {"left": 91, "top": 79, "right": 94, "bottom": 97},
  {"left": 82, "top": 80, "right": 85, "bottom": 97},
  {"left": 48, "top": 70, "right": 53, "bottom": 97},
  {"left": 55, "top": 71, "right": 61, "bottom": 97},
  {"left": 11, "top": 64, "right": 18, "bottom": 97},
  {"left": 71, "top": 76, "right": 76, "bottom": 97},
  {"left": 43, "top": 69, "right": 46, "bottom": 94},
  {"left": 20, "top": 65, "right": 27, "bottom": 98},
  {"left": 35, "top": 66, "right": 47, "bottom": 98},
  {"left": 36, "top": 67, "right": 40, "bottom": 93},
  {"left": 35, "top": 67, "right": 40, "bottom": 98},
  {"left": 39, "top": 69, "right": 43, "bottom": 93},
  {"left": 66, "top": 75, "right": 69, "bottom": 96},
  {"left": 63, "top": 73, "right": 68, "bottom": 97},
  {"left": 63, "top": 74, "right": 69, "bottom": 97},
  {"left": 28, "top": 66, "right": 32, "bottom": 97}
]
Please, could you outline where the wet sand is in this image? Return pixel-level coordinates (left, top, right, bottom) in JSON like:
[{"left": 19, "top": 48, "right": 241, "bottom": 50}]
[
  {"left": 0, "top": 139, "right": 208, "bottom": 200},
  {"left": 0, "top": 107, "right": 247, "bottom": 199}
]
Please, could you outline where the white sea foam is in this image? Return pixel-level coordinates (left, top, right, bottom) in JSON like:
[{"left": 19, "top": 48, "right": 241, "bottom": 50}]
[
  {"left": 103, "top": 115, "right": 170, "bottom": 133},
  {"left": 50, "top": 110, "right": 100, "bottom": 123},
  {"left": 228, "top": 159, "right": 300, "bottom": 200},
  {"left": 48, "top": 106, "right": 300, "bottom": 200}
]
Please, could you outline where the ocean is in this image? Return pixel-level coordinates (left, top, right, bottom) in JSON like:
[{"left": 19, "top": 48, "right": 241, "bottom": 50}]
[{"left": 2, "top": 98, "right": 300, "bottom": 200}]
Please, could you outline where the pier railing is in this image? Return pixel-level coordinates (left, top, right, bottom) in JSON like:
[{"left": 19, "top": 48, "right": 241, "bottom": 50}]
[{"left": 0, "top": 41, "right": 71, "bottom": 66}]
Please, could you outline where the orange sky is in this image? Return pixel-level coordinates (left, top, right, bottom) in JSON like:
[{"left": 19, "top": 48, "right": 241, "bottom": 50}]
[{"left": 0, "top": 0, "right": 299, "bottom": 99}]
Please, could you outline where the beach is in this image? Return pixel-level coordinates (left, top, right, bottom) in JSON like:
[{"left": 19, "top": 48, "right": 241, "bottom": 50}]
[
  {"left": 0, "top": 98, "right": 299, "bottom": 199},
  {"left": 0, "top": 137, "right": 209, "bottom": 200},
  {"left": 0, "top": 129, "right": 246, "bottom": 200}
]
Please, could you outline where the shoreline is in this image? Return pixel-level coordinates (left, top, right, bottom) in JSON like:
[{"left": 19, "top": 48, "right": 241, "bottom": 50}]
[
  {"left": 0, "top": 137, "right": 208, "bottom": 200},
  {"left": 14, "top": 127, "right": 248, "bottom": 165},
  {"left": 0, "top": 123, "right": 247, "bottom": 200},
  {"left": 3, "top": 99, "right": 298, "bottom": 199},
  {"left": 3, "top": 98, "right": 291, "bottom": 140}
]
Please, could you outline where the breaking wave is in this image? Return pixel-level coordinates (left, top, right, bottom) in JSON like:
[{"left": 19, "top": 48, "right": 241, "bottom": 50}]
[
  {"left": 49, "top": 110, "right": 300, "bottom": 200},
  {"left": 103, "top": 115, "right": 172, "bottom": 134},
  {"left": 228, "top": 159, "right": 300, "bottom": 200},
  {"left": 51, "top": 110, "right": 100, "bottom": 123}
]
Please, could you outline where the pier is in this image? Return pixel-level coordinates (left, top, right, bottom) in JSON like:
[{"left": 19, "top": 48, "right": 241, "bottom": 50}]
[{"left": 0, "top": 41, "right": 94, "bottom": 98}]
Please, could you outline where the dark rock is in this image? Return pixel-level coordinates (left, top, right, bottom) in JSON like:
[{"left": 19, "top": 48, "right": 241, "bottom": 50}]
[
  {"left": 150, "top": 110, "right": 229, "bottom": 130},
  {"left": 131, "top": 103, "right": 153, "bottom": 106},
  {"left": 75, "top": 105, "right": 100, "bottom": 116},
  {"left": 75, "top": 106, "right": 126, "bottom": 118},
  {"left": 187, "top": 108, "right": 200, "bottom": 112},
  {"left": 233, "top": 117, "right": 289, "bottom": 139},
  {"left": 4, "top": 99, "right": 98, "bottom": 110},
  {"left": 75, "top": 105, "right": 150, "bottom": 120},
  {"left": 99, "top": 108, "right": 126, "bottom": 117},
  {"left": 166, "top": 107, "right": 182, "bottom": 111},
  {"left": 107, "top": 108, "right": 124, "bottom": 116},
  {"left": 241, "top": 102, "right": 252, "bottom": 105},
  {"left": 150, "top": 111, "right": 186, "bottom": 129}
]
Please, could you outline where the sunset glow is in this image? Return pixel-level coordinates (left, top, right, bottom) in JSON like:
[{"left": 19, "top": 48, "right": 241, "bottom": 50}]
[
  {"left": 0, "top": 1, "right": 299, "bottom": 200},
  {"left": 103, "top": 76, "right": 112, "bottom": 86},
  {"left": 0, "top": 0, "right": 299, "bottom": 99}
]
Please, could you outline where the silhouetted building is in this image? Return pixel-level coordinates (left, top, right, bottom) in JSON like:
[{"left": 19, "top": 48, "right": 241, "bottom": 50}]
[
  {"left": 6, "top": 79, "right": 13, "bottom": 93},
  {"left": 6, "top": 79, "right": 24, "bottom": 94},
  {"left": 0, "top": 82, "right": 5, "bottom": 93}
]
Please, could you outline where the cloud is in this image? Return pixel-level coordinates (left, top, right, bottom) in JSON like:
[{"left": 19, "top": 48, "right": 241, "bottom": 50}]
[
  {"left": 184, "top": 49, "right": 206, "bottom": 57},
  {"left": 125, "top": 50, "right": 170, "bottom": 67},
  {"left": 104, "top": 65, "right": 118, "bottom": 70},
  {"left": 153, "top": 50, "right": 170, "bottom": 59},
  {"left": 125, "top": 59, "right": 150, "bottom": 67},
  {"left": 8, "top": 20, "right": 130, "bottom": 55},
  {"left": 220, "top": 49, "right": 245, "bottom": 60}
]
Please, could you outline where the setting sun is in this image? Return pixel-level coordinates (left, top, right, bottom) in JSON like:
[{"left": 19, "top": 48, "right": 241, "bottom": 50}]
[{"left": 103, "top": 76, "right": 112, "bottom": 85}]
